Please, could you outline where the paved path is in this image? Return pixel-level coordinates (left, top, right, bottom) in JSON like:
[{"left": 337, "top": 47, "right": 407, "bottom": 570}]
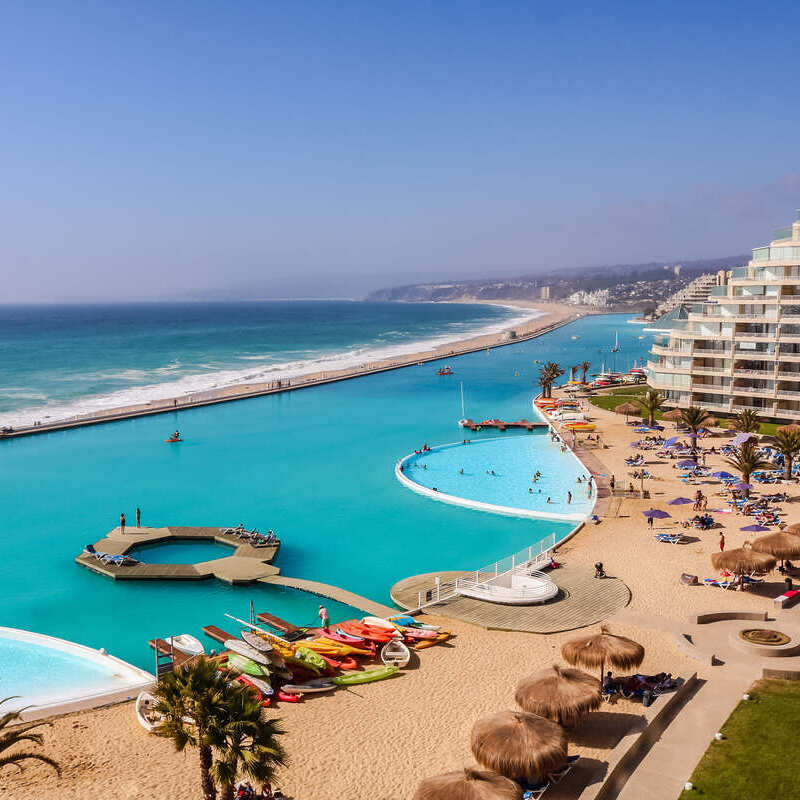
[
  {"left": 390, "top": 563, "right": 630, "bottom": 633},
  {"left": 259, "top": 575, "right": 398, "bottom": 617}
]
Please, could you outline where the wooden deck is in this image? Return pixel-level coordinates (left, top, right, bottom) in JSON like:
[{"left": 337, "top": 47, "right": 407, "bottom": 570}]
[
  {"left": 459, "top": 418, "right": 547, "bottom": 432},
  {"left": 258, "top": 575, "right": 397, "bottom": 617},
  {"left": 390, "top": 562, "right": 630, "bottom": 634},
  {"left": 76, "top": 525, "right": 280, "bottom": 584}
]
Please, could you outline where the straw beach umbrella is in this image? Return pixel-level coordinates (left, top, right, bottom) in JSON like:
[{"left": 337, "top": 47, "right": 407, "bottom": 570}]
[
  {"left": 470, "top": 710, "right": 567, "bottom": 784},
  {"left": 787, "top": 523, "right": 800, "bottom": 536},
  {"left": 751, "top": 531, "right": 800, "bottom": 565},
  {"left": 561, "top": 625, "right": 644, "bottom": 682},
  {"left": 413, "top": 768, "right": 522, "bottom": 800},
  {"left": 711, "top": 542, "right": 776, "bottom": 575},
  {"left": 515, "top": 665, "right": 601, "bottom": 727},
  {"left": 615, "top": 402, "right": 639, "bottom": 418},
  {"left": 777, "top": 423, "right": 800, "bottom": 435},
  {"left": 663, "top": 409, "right": 683, "bottom": 421}
]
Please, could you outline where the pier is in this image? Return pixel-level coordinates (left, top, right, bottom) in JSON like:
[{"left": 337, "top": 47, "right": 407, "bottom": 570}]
[
  {"left": 459, "top": 418, "right": 547, "bottom": 432},
  {"left": 258, "top": 575, "right": 397, "bottom": 617},
  {"left": 76, "top": 525, "right": 280, "bottom": 584}
]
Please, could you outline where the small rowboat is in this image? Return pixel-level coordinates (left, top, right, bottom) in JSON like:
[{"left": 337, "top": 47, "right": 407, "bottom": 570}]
[
  {"left": 165, "top": 634, "right": 204, "bottom": 657},
  {"left": 332, "top": 666, "right": 398, "bottom": 686},
  {"left": 225, "top": 639, "right": 270, "bottom": 666},
  {"left": 281, "top": 677, "right": 338, "bottom": 695},
  {"left": 380, "top": 639, "right": 410, "bottom": 668},
  {"left": 241, "top": 630, "right": 274, "bottom": 653},
  {"left": 135, "top": 691, "right": 163, "bottom": 732}
]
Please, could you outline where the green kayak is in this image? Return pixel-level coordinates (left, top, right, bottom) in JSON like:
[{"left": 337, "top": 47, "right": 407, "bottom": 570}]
[
  {"left": 292, "top": 646, "right": 325, "bottom": 673},
  {"left": 332, "top": 666, "right": 398, "bottom": 686},
  {"left": 228, "top": 652, "right": 271, "bottom": 678}
]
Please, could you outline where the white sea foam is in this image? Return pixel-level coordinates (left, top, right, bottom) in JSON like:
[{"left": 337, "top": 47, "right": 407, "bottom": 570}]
[{"left": 0, "top": 305, "right": 543, "bottom": 428}]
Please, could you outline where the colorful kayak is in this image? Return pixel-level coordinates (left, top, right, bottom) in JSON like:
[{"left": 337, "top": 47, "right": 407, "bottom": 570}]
[
  {"left": 413, "top": 632, "right": 452, "bottom": 650},
  {"left": 332, "top": 666, "right": 399, "bottom": 686},
  {"left": 225, "top": 639, "right": 270, "bottom": 666},
  {"left": 387, "top": 615, "right": 440, "bottom": 631},
  {"left": 237, "top": 673, "right": 273, "bottom": 698},
  {"left": 227, "top": 652, "right": 271, "bottom": 678},
  {"left": 281, "top": 677, "right": 338, "bottom": 695},
  {"left": 338, "top": 621, "right": 394, "bottom": 643},
  {"left": 289, "top": 646, "right": 325, "bottom": 674},
  {"left": 241, "top": 630, "right": 274, "bottom": 654}
]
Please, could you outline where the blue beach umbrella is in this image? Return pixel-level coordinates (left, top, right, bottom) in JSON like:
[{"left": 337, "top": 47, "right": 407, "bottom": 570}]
[
  {"left": 677, "top": 460, "right": 697, "bottom": 468},
  {"left": 731, "top": 433, "right": 754, "bottom": 446},
  {"left": 741, "top": 524, "right": 770, "bottom": 532},
  {"left": 734, "top": 482, "right": 752, "bottom": 491},
  {"left": 643, "top": 509, "right": 671, "bottom": 519},
  {"left": 665, "top": 436, "right": 681, "bottom": 446},
  {"left": 712, "top": 471, "right": 734, "bottom": 479},
  {"left": 668, "top": 497, "right": 693, "bottom": 505}
]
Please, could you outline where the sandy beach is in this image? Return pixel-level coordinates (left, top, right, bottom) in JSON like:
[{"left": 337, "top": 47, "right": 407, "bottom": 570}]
[
  {"left": 1, "top": 301, "right": 585, "bottom": 438},
  {"left": 12, "top": 376, "right": 799, "bottom": 799}
]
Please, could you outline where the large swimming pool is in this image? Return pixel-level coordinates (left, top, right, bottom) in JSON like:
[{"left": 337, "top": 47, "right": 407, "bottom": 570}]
[
  {"left": 399, "top": 434, "right": 595, "bottom": 520},
  {"left": 0, "top": 314, "right": 651, "bottom": 669}
]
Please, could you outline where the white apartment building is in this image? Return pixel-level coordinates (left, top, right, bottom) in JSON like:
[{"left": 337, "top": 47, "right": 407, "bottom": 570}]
[{"left": 647, "top": 211, "right": 800, "bottom": 422}]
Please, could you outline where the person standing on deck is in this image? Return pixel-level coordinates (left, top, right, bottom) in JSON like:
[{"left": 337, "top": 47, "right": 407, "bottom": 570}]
[
  {"left": 318, "top": 605, "right": 329, "bottom": 629},
  {"left": 120, "top": 512, "right": 126, "bottom": 534},
  {"left": 136, "top": 507, "right": 141, "bottom": 528}
]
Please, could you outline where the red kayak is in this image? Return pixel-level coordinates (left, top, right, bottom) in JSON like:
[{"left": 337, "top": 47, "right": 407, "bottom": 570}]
[
  {"left": 316, "top": 627, "right": 368, "bottom": 646},
  {"left": 276, "top": 689, "right": 300, "bottom": 703},
  {"left": 338, "top": 621, "right": 394, "bottom": 643}
]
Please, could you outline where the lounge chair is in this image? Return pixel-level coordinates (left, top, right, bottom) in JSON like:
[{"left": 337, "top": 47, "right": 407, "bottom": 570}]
[
  {"left": 654, "top": 533, "right": 682, "bottom": 544},
  {"left": 520, "top": 779, "right": 550, "bottom": 800},
  {"left": 549, "top": 755, "right": 580, "bottom": 783}
]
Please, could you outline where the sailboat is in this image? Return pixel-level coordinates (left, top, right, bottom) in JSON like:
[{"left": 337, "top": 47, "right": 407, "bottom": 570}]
[
  {"left": 611, "top": 331, "right": 620, "bottom": 353},
  {"left": 458, "top": 382, "right": 468, "bottom": 427}
]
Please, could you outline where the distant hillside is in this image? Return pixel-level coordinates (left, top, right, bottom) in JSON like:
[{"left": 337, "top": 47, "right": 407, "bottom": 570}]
[{"left": 366, "top": 255, "right": 747, "bottom": 304}]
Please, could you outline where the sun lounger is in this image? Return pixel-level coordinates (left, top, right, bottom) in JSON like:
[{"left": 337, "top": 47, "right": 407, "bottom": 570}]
[
  {"left": 549, "top": 755, "right": 580, "bottom": 783},
  {"left": 774, "top": 589, "right": 800, "bottom": 609},
  {"left": 654, "top": 533, "right": 683, "bottom": 544},
  {"left": 521, "top": 779, "right": 550, "bottom": 800}
]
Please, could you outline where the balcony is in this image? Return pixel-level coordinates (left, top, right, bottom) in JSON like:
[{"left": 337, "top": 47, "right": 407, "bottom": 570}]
[
  {"left": 777, "top": 371, "right": 800, "bottom": 380},
  {"left": 734, "top": 333, "right": 776, "bottom": 342},
  {"left": 694, "top": 365, "right": 732, "bottom": 375},
  {"left": 646, "top": 361, "right": 690, "bottom": 374},
  {"left": 691, "top": 400, "right": 732, "bottom": 412},
  {"left": 779, "top": 334, "right": 800, "bottom": 343},
  {"left": 733, "top": 349, "right": 776, "bottom": 359},
  {"left": 732, "top": 295, "right": 780, "bottom": 303},
  {"left": 693, "top": 348, "right": 732, "bottom": 357},
  {"left": 731, "top": 402, "right": 775, "bottom": 413},
  {"left": 733, "top": 368, "right": 774, "bottom": 377},
  {"left": 650, "top": 343, "right": 689, "bottom": 357},
  {"left": 776, "top": 408, "right": 800, "bottom": 420},
  {"left": 779, "top": 352, "right": 800, "bottom": 362},
  {"left": 732, "top": 385, "right": 775, "bottom": 397},
  {"left": 777, "top": 389, "right": 800, "bottom": 399}
]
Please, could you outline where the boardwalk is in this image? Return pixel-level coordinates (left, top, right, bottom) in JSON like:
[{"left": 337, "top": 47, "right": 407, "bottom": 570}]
[
  {"left": 390, "top": 563, "right": 630, "bottom": 633},
  {"left": 259, "top": 575, "right": 397, "bottom": 617}
]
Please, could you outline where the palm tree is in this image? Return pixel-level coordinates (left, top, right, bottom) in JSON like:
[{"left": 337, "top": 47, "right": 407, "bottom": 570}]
[
  {"left": 679, "top": 406, "right": 711, "bottom": 457},
  {"left": 154, "top": 659, "right": 230, "bottom": 800},
  {"left": 210, "top": 689, "right": 287, "bottom": 800},
  {"left": 0, "top": 697, "right": 61, "bottom": 775},
  {"left": 734, "top": 408, "right": 761, "bottom": 434},
  {"left": 768, "top": 429, "right": 800, "bottom": 479},
  {"left": 636, "top": 389, "right": 664, "bottom": 426},
  {"left": 538, "top": 362, "right": 564, "bottom": 398},
  {"left": 724, "top": 440, "right": 771, "bottom": 495},
  {"left": 579, "top": 360, "right": 591, "bottom": 384}
]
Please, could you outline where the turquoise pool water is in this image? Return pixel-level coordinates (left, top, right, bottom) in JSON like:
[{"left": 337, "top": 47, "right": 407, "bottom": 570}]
[
  {"left": 129, "top": 540, "right": 235, "bottom": 563},
  {"left": 0, "top": 313, "right": 651, "bottom": 669},
  {"left": 400, "top": 435, "right": 595, "bottom": 519},
  {"left": 0, "top": 633, "right": 142, "bottom": 712}
]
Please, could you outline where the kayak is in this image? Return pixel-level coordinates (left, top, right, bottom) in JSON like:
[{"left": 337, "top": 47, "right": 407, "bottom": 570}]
[
  {"left": 387, "top": 615, "right": 440, "bottom": 631},
  {"left": 237, "top": 673, "right": 273, "bottom": 698},
  {"left": 164, "top": 437, "right": 182, "bottom": 443},
  {"left": 303, "top": 638, "right": 373, "bottom": 657},
  {"left": 225, "top": 639, "right": 270, "bottom": 666},
  {"left": 227, "top": 652, "right": 271, "bottom": 678},
  {"left": 241, "top": 630, "right": 274, "bottom": 654},
  {"left": 289, "top": 646, "right": 325, "bottom": 674},
  {"left": 396, "top": 626, "right": 437, "bottom": 641},
  {"left": 281, "top": 677, "right": 338, "bottom": 695},
  {"left": 275, "top": 689, "right": 300, "bottom": 703},
  {"left": 414, "top": 632, "right": 452, "bottom": 650},
  {"left": 338, "top": 621, "right": 394, "bottom": 643},
  {"left": 317, "top": 628, "right": 369, "bottom": 646},
  {"left": 332, "top": 666, "right": 399, "bottom": 686}
]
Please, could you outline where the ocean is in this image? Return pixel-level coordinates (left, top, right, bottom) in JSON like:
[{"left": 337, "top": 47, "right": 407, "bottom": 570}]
[{"left": 0, "top": 300, "right": 532, "bottom": 426}]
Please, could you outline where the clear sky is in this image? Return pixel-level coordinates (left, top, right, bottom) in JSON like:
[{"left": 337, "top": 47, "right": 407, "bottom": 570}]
[{"left": 1, "top": 0, "right": 799, "bottom": 301}]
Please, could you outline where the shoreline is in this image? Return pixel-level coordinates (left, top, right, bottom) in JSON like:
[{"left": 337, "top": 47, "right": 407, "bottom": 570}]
[{"left": 1, "top": 301, "right": 592, "bottom": 439}]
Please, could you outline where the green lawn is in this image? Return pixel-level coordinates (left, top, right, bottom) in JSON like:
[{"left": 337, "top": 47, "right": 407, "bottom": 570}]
[
  {"left": 589, "top": 387, "right": 780, "bottom": 435},
  {"left": 678, "top": 679, "right": 800, "bottom": 798}
]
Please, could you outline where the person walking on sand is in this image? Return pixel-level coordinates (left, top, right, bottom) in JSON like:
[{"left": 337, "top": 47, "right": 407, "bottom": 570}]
[
  {"left": 719, "top": 533, "right": 725, "bottom": 552},
  {"left": 567, "top": 491, "right": 572, "bottom": 504},
  {"left": 647, "top": 511, "right": 654, "bottom": 529},
  {"left": 136, "top": 507, "right": 141, "bottom": 528},
  {"left": 318, "top": 604, "right": 329, "bottom": 629},
  {"left": 120, "top": 512, "right": 126, "bottom": 534}
]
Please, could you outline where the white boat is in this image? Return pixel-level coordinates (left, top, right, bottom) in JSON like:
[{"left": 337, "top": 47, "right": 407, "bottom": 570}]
[
  {"left": 380, "top": 639, "right": 411, "bottom": 668},
  {"left": 611, "top": 331, "right": 620, "bottom": 353},
  {"left": 281, "top": 677, "right": 338, "bottom": 694},
  {"left": 225, "top": 639, "right": 270, "bottom": 666},
  {"left": 165, "top": 634, "right": 205, "bottom": 657},
  {"left": 135, "top": 691, "right": 163, "bottom": 733},
  {"left": 455, "top": 570, "right": 558, "bottom": 606},
  {"left": 571, "top": 335, "right": 579, "bottom": 339}
]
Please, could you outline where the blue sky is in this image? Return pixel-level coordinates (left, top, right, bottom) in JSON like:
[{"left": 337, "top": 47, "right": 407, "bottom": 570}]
[{"left": 1, "top": 0, "right": 798, "bottom": 301}]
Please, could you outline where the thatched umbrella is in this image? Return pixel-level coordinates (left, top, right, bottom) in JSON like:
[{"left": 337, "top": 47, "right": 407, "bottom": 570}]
[
  {"left": 515, "top": 665, "right": 601, "bottom": 727},
  {"left": 413, "top": 768, "right": 522, "bottom": 800},
  {"left": 711, "top": 542, "right": 776, "bottom": 576},
  {"left": 663, "top": 409, "right": 683, "bottom": 421},
  {"left": 787, "top": 523, "right": 800, "bottom": 536},
  {"left": 777, "top": 423, "right": 800, "bottom": 435},
  {"left": 561, "top": 625, "right": 644, "bottom": 682},
  {"left": 470, "top": 710, "right": 567, "bottom": 784},
  {"left": 703, "top": 416, "right": 718, "bottom": 428},
  {"left": 751, "top": 531, "right": 800, "bottom": 566},
  {"left": 615, "top": 402, "right": 640, "bottom": 418}
]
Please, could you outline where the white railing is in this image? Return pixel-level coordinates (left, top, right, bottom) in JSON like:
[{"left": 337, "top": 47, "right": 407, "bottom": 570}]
[{"left": 412, "top": 534, "right": 557, "bottom": 609}]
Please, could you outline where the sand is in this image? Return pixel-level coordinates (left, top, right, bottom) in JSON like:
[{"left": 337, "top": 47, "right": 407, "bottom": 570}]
[{"left": 10, "top": 350, "right": 798, "bottom": 799}]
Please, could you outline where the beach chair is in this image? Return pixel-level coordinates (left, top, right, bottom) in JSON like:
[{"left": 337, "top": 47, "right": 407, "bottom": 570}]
[
  {"left": 549, "top": 755, "right": 580, "bottom": 784},
  {"left": 521, "top": 779, "right": 550, "bottom": 800}
]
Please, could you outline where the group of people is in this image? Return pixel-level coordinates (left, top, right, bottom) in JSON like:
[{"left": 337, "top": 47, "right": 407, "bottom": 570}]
[
  {"left": 119, "top": 507, "right": 142, "bottom": 533},
  {"left": 235, "top": 782, "right": 286, "bottom": 799}
]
